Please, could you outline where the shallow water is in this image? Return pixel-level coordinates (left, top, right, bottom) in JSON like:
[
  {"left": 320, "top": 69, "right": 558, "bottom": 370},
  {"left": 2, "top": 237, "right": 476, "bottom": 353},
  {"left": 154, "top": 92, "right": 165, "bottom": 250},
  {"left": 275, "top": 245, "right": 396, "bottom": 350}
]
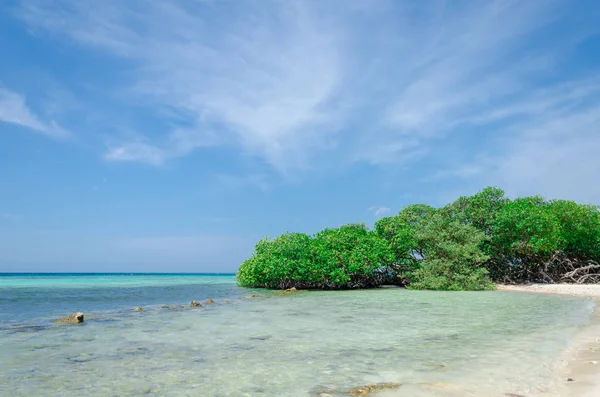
[{"left": 0, "top": 274, "right": 595, "bottom": 396}]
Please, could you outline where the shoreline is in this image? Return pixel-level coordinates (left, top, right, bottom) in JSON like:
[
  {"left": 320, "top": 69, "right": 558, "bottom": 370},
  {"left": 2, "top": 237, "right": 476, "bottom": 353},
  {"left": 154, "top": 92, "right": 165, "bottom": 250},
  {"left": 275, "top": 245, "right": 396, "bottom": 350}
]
[{"left": 497, "top": 284, "right": 600, "bottom": 396}]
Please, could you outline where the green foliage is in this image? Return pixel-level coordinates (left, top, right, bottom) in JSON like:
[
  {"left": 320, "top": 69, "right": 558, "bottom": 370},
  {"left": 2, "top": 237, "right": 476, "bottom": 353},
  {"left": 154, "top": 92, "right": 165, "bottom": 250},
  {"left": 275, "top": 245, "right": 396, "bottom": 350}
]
[
  {"left": 237, "top": 187, "right": 600, "bottom": 290},
  {"left": 408, "top": 213, "right": 495, "bottom": 291},
  {"left": 441, "top": 186, "right": 508, "bottom": 234},
  {"left": 237, "top": 224, "right": 394, "bottom": 289},
  {"left": 492, "top": 196, "right": 563, "bottom": 259},
  {"left": 237, "top": 233, "right": 314, "bottom": 289},
  {"left": 546, "top": 200, "right": 600, "bottom": 260},
  {"left": 375, "top": 204, "right": 436, "bottom": 280},
  {"left": 313, "top": 224, "right": 396, "bottom": 288}
]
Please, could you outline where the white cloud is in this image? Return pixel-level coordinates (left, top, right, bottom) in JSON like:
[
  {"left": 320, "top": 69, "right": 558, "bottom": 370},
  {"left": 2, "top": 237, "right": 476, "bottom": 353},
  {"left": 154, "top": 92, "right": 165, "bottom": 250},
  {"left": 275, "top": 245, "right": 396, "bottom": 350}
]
[
  {"left": 368, "top": 206, "right": 391, "bottom": 217},
  {"left": 0, "top": 87, "right": 68, "bottom": 138},
  {"left": 104, "top": 127, "right": 220, "bottom": 165},
  {"left": 13, "top": 0, "right": 600, "bottom": 205},
  {"left": 432, "top": 76, "right": 600, "bottom": 202},
  {"left": 104, "top": 141, "right": 166, "bottom": 165},
  {"left": 490, "top": 106, "right": 600, "bottom": 203},
  {"left": 17, "top": 0, "right": 341, "bottom": 171}
]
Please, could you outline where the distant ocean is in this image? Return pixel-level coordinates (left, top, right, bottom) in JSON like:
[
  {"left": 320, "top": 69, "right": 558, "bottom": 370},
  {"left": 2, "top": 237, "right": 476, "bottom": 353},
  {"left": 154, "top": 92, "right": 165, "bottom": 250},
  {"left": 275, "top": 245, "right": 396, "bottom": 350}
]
[{"left": 0, "top": 273, "right": 595, "bottom": 396}]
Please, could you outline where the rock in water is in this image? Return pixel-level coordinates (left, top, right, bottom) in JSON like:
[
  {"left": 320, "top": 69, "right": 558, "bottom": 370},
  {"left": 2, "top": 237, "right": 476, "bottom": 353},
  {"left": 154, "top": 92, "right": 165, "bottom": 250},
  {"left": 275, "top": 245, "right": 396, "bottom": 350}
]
[
  {"left": 204, "top": 299, "right": 215, "bottom": 304},
  {"left": 133, "top": 307, "right": 143, "bottom": 312},
  {"left": 190, "top": 301, "right": 202, "bottom": 307},
  {"left": 276, "top": 287, "right": 299, "bottom": 294},
  {"left": 54, "top": 312, "right": 84, "bottom": 324},
  {"left": 244, "top": 294, "right": 265, "bottom": 299},
  {"left": 346, "top": 383, "right": 401, "bottom": 395}
]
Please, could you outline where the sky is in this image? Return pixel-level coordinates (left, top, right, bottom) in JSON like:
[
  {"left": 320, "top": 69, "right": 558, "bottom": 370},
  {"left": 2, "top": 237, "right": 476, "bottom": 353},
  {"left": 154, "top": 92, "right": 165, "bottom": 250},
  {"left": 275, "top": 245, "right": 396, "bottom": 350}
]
[{"left": 1, "top": 0, "right": 600, "bottom": 272}]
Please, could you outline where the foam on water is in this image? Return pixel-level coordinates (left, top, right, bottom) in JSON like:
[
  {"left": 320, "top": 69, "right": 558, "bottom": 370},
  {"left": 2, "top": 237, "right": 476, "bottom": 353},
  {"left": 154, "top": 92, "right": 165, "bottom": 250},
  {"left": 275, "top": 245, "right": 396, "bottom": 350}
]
[{"left": 0, "top": 274, "right": 595, "bottom": 396}]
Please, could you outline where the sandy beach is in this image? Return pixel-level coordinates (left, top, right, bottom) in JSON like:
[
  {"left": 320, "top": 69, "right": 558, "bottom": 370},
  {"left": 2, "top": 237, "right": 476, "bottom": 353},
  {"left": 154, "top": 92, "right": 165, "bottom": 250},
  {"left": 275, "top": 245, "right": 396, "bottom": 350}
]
[{"left": 498, "top": 284, "right": 600, "bottom": 397}]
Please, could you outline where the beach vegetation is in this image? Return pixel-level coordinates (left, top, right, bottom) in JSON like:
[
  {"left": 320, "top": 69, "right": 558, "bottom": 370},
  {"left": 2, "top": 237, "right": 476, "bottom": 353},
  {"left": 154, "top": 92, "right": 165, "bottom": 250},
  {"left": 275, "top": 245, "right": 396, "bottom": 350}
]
[
  {"left": 237, "top": 224, "right": 395, "bottom": 289},
  {"left": 237, "top": 187, "right": 600, "bottom": 290},
  {"left": 408, "top": 213, "right": 494, "bottom": 291}
]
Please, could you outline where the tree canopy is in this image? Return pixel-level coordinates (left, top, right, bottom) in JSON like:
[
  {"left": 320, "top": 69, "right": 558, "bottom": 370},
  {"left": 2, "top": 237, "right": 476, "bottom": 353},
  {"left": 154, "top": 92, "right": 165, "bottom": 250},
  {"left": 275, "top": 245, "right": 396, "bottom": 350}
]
[
  {"left": 237, "top": 224, "right": 395, "bottom": 289},
  {"left": 237, "top": 187, "right": 600, "bottom": 290}
]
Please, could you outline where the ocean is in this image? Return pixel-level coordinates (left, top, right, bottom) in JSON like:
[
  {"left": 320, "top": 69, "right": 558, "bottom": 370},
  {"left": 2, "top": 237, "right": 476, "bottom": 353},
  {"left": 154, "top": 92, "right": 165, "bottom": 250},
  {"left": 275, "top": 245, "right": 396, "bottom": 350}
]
[{"left": 0, "top": 273, "right": 595, "bottom": 396}]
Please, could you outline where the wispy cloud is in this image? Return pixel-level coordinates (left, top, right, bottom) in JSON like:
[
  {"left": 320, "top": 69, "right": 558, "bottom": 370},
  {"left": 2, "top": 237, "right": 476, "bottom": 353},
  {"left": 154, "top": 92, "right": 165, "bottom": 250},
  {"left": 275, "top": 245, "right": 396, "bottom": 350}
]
[
  {"left": 489, "top": 105, "right": 600, "bottom": 203},
  {"left": 14, "top": 0, "right": 600, "bottom": 202},
  {"left": 104, "top": 128, "right": 220, "bottom": 165},
  {"left": 0, "top": 87, "right": 68, "bottom": 138},
  {"left": 432, "top": 76, "right": 600, "bottom": 202},
  {"left": 17, "top": 0, "right": 341, "bottom": 170},
  {"left": 368, "top": 206, "right": 391, "bottom": 217}
]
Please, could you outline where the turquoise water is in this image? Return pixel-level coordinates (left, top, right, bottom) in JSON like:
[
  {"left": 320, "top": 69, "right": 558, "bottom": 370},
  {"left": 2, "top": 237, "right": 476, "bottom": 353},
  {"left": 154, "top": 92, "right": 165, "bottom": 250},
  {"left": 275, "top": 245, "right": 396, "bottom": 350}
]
[{"left": 0, "top": 274, "right": 595, "bottom": 396}]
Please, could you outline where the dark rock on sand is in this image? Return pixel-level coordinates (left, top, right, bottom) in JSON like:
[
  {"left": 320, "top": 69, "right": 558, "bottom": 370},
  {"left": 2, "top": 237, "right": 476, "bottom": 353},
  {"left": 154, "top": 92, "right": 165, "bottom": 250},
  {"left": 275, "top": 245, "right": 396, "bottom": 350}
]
[
  {"left": 190, "top": 300, "right": 202, "bottom": 307},
  {"left": 54, "top": 312, "right": 84, "bottom": 324}
]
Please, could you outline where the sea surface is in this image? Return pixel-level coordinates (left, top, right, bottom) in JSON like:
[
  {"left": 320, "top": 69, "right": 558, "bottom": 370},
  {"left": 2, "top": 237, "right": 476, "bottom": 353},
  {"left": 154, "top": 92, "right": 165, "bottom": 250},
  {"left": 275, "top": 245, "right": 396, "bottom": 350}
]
[{"left": 0, "top": 273, "right": 595, "bottom": 396}]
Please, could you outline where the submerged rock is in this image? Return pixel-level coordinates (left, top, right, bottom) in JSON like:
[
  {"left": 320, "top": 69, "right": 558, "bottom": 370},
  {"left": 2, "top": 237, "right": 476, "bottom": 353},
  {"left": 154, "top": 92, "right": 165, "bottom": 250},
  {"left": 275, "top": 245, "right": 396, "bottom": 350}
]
[
  {"left": 414, "top": 362, "right": 447, "bottom": 372},
  {"left": 161, "top": 305, "right": 183, "bottom": 309},
  {"left": 346, "top": 383, "right": 401, "bottom": 395},
  {"left": 6, "top": 324, "right": 47, "bottom": 333},
  {"left": 309, "top": 386, "right": 337, "bottom": 396},
  {"left": 249, "top": 335, "right": 272, "bottom": 341},
  {"left": 133, "top": 307, "right": 143, "bottom": 312},
  {"left": 244, "top": 294, "right": 265, "bottom": 299},
  {"left": 67, "top": 353, "right": 97, "bottom": 362},
  {"left": 54, "top": 312, "right": 84, "bottom": 324},
  {"left": 418, "top": 382, "right": 455, "bottom": 391},
  {"left": 204, "top": 299, "right": 215, "bottom": 304},
  {"left": 119, "top": 346, "right": 151, "bottom": 355},
  {"left": 275, "top": 287, "right": 300, "bottom": 295},
  {"left": 190, "top": 300, "right": 202, "bottom": 307}
]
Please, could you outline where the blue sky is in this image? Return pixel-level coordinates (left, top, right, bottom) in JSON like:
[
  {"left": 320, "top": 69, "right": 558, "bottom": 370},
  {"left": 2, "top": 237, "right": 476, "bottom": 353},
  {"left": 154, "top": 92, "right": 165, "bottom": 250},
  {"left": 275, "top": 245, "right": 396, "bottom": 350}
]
[{"left": 1, "top": 0, "right": 599, "bottom": 272}]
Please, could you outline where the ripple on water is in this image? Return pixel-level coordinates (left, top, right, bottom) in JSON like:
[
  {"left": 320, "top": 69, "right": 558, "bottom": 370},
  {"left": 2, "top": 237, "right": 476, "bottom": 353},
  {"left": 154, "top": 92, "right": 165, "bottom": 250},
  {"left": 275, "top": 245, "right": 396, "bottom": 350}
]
[{"left": 0, "top": 286, "right": 595, "bottom": 396}]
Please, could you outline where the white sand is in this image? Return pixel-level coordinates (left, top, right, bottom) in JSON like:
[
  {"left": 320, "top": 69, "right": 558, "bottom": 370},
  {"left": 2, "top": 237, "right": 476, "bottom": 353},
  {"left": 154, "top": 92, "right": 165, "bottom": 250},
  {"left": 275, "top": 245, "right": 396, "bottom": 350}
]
[
  {"left": 497, "top": 283, "right": 600, "bottom": 298},
  {"left": 498, "top": 284, "right": 600, "bottom": 396}
]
